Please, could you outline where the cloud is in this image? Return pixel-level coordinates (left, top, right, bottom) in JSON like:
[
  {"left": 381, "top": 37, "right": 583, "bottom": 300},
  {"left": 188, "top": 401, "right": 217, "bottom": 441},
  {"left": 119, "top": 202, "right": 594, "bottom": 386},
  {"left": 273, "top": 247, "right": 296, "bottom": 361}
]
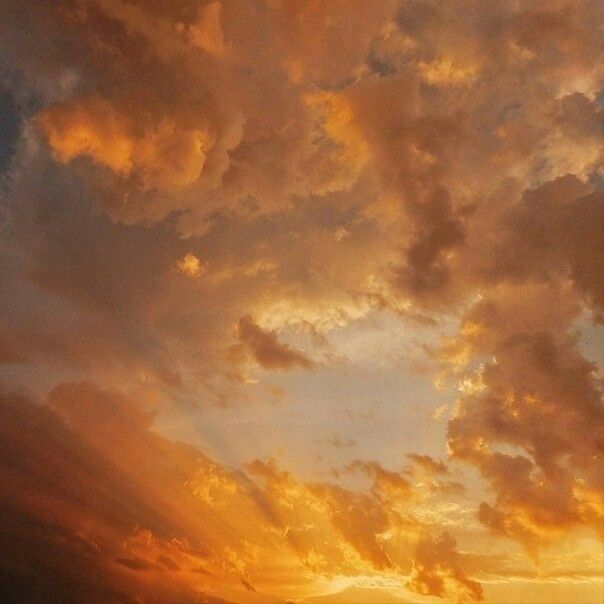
[
  {"left": 393, "top": 186, "right": 467, "bottom": 305},
  {"left": 235, "top": 315, "right": 314, "bottom": 370},
  {"left": 407, "top": 454, "right": 449, "bottom": 477},
  {"left": 0, "top": 0, "right": 602, "bottom": 599},
  {"left": 407, "top": 532, "right": 483, "bottom": 601},
  {"left": 37, "top": 95, "right": 212, "bottom": 190},
  {"left": 188, "top": 1, "right": 225, "bottom": 56},
  {"left": 0, "top": 386, "right": 222, "bottom": 602},
  {"left": 0, "top": 382, "right": 487, "bottom": 601},
  {"left": 444, "top": 283, "right": 604, "bottom": 551},
  {"left": 176, "top": 252, "right": 204, "bottom": 278}
]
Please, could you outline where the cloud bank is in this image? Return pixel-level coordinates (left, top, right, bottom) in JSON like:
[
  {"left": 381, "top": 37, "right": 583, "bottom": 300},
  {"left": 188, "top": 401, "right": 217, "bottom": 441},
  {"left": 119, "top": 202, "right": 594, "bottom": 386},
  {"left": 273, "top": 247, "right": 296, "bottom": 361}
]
[{"left": 0, "top": 0, "right": 602, "bottom": 601}]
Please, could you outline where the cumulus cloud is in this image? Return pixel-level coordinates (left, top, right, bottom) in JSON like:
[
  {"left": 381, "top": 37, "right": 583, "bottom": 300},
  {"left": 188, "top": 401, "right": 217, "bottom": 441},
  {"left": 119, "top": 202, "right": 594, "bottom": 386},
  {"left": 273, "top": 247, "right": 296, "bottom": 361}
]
[
  {"left": 38, "top": 96, "right": 212, "bottom": 190},
  {"left": 408, "top": 532, "right": 483, "bottom": 601},
  {"left": 443, "top": 283, "right": 604, "bottom": 551},
  {"left": 0, "top": 0, "right": 602, "bottom": 600}
]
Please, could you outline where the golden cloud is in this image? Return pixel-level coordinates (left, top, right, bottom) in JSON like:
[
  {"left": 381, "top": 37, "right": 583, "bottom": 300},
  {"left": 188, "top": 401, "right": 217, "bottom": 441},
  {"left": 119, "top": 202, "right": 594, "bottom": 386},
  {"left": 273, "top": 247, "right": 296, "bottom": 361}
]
[{"left": 0, "top": 0, "right": 602, "bottom": 600}]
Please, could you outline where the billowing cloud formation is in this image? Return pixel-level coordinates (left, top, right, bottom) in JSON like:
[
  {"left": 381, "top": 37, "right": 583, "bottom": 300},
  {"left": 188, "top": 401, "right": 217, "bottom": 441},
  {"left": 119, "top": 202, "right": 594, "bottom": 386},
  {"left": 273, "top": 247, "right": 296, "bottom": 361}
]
[
  {"left": 38, "top": 95, "right": 211, "bottom": 190},
  {"left": 0, "top": 382, "right": 482, "bottom": 603},
  {"left": 444, "top": 282, "right": 604, "bottom": 552},
  {"left": 0, "top": 0, "right": 603, "bottom": 601}
]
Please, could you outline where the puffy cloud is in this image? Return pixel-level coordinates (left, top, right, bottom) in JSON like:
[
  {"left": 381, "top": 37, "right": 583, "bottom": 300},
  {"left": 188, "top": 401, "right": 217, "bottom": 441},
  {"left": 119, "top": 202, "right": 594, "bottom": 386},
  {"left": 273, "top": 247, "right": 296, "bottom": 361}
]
[
  {"left": 266, "top": 0, "right": 400, "bottom": 86},
  {"left": 444, "top": 283, "right": 604, "bottom": 551},
  {"left": 176, "top": 252, "right": 204, "bottom": 278},
  {"left": 484, "top": 177, "right": 604, "bottom": 315},
  {"left": 419, "top": 57, "right": 478, "bottom": 87},
  {"left": 37, "top": 96, "right": 137, "bottom": 174},
  {"left": 408, "top": 532, "right": 483, "bottom": 601},
  {"left": 38, "top": 95, "right": 212, "bottom": 190},
  {"left": 0, "top": 0, "right": 603, "bottom": 599},
  {"left": 393, "top": 187, "right": 466, "bottom": 306}
]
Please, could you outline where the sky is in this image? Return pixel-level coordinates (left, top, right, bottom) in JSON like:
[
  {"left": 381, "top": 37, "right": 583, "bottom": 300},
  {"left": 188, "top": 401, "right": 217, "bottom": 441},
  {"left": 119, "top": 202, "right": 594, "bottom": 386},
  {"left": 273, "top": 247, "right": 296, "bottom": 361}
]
[{"left": 0, "top": 1, "right": 602, "bottom": 603}]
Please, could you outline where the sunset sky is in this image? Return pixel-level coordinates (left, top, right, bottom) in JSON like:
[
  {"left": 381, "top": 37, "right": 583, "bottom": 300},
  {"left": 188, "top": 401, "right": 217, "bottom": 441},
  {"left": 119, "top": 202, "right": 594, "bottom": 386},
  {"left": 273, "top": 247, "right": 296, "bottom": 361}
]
[{"left": 0, "top": 1, "right": 603, "bottom": 603}]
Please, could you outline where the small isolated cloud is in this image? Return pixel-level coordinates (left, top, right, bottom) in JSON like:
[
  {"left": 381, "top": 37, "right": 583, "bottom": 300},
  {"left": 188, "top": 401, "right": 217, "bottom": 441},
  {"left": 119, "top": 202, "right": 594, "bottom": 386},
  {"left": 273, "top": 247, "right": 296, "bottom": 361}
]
[
  {"left": 176, "top": 253, "right": 204, "bottom": 278},
  {"left": 236, "top": 315, "right": 313, "bottom": 370}
]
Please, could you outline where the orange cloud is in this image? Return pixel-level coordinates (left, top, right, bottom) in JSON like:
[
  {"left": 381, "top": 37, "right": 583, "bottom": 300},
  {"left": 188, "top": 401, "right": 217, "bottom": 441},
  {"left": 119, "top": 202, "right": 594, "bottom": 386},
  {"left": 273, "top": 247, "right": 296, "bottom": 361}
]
[
  {"left": 408, "top": 532, "right": 483, "bottom": 601},
  {"left": 0, "top": 0, "right": 603, "bottom": 600},
  {"left": 38, "top": 96, "right": 212, "bottom": 190},
  {"left": 444, "top": 283, "right": 604, "bottom": 551},
  {"left": 37, "top": 96, "right": 134, "bottom": 173},
  {"left": 236, "top": 315, "right": 313, "bottom": 370},
  {"left": 0, "top": 382, "right": 491, "bottom": 601}
]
